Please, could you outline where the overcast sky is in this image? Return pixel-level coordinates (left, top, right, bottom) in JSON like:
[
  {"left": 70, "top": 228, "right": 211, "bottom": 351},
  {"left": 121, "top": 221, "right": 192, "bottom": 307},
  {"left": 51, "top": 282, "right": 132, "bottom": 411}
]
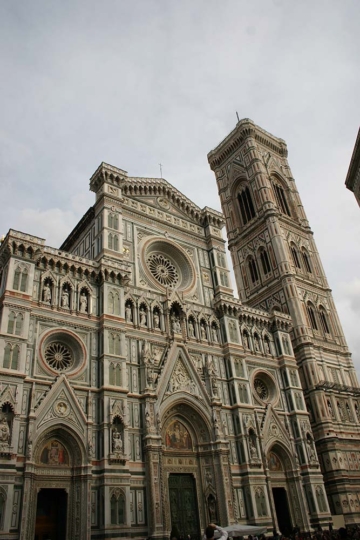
[{"left": 1, "top": 0, "right": 359, "bottom": 372}]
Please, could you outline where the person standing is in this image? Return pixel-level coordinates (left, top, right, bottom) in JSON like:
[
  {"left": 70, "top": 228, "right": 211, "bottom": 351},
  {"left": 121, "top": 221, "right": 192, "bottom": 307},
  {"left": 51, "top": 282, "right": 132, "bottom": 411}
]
[{"left": 204, "top": 524, "right": 228, "bottom": 540}]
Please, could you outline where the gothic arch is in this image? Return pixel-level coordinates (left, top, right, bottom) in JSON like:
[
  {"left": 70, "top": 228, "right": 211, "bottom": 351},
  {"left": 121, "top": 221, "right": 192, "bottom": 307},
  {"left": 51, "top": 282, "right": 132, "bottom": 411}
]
[{"left": 33, "top": 424, "right": 86, "bottom": 467}]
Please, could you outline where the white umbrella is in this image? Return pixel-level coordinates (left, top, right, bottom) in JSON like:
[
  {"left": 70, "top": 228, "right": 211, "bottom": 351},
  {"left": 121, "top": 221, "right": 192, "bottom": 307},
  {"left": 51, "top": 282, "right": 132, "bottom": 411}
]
[{"left": 214, "top": 525, "right": 268, "bottom": 538}]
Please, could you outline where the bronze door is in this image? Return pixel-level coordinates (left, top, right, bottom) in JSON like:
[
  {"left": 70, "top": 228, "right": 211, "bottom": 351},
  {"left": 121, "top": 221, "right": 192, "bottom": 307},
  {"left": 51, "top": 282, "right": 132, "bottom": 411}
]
[{"left": 169, "top": 474, "right": 200, "bottom": 540}]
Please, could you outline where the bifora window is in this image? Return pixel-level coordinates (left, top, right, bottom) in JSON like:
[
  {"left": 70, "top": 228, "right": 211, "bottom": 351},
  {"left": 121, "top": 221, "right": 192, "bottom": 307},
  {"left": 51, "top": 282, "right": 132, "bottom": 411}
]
[
  {"left": 248, "top": 257, "right": 259, "bottom": 284},
  {"left": 259, "top": 248, "right": 271, "bottom": 275},
  {"left": 273, "top": 182, "right": 291, "bottom": 216},
  {"left": 238, "top": 187, "right": 256, "bottom": 225},
  {"left": 307, "top": 304, "right": 318, "bottom": 330}
]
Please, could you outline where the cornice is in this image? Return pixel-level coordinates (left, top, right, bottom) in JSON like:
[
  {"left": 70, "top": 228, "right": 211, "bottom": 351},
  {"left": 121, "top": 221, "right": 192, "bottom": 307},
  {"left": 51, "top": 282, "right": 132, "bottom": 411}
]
[{"left": 207, "top": 118, "right": 288, "bottom": 170}]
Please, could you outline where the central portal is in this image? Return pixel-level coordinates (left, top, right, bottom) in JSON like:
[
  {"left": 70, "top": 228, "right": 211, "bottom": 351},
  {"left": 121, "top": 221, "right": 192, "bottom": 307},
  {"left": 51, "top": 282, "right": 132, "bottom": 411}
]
[
  {"left": 272, "top": 487, "right": 292, "bottom": 536},
  {"left": 169, "top": 474, "right": 200, "bottom": 539},
  {"left": 35, "top": 488, "right": 67, "bottom": 540}
]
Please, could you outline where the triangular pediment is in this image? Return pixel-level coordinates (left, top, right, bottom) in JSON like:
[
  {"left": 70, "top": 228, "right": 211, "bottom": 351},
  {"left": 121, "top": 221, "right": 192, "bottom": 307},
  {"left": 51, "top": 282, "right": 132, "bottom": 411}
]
[
  {"left": 34, "top": 375, "right": 87, "bottom": 435},
  {"left": 156, "top": 343, "right": 210, "bottom": 407},
  {"left": 0, "top": 385, "right": 16, "bottom": 410},
  {"left": 261, "top": 405, "right": 291, "bottom": 450}
]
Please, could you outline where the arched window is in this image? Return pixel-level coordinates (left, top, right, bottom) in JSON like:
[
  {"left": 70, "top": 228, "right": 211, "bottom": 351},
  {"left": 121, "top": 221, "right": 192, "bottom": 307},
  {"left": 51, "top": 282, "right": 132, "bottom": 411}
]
[
  {"left": 290, "top": 244, "right": 301, "bottom": 268},
  {"left": 319, "top": 307, "right": 330, "bottom": 334},
  {"left": 114, "top": 235, "right": 119, "bottom": 252},
  {"left": 248, "top": 257, "right": 259, "bottom": 284},
  {"left": 11, "top": 345, "right": 19, "bottom": 370},
  {"left": 13, "top": 267, "right": 21, "bottom": 290},
  {"left": 302, "top": 249, "right": 312, "bottom": 273},
  {"left": 273, "top": 181, "right": 291, "bottom": 216},
  {"left": 108, "top": 233, "right": 113, "bottom": 250},
  {"left": 15, "top": 313, "right": 23, "bottom": 336},
  {"left": 259, "top": 248, "right": 271, "bottom": 275},
  {"left": 110, "top": 491, "right": 125, "bottom": 525},
  {"left": 108, "top": 213, "right": 114, "bottom": 229},
  {"left": 237, "top": 186, "right": 256, "bottom": 225},
  {"left": 3, "top": 344, "right": 11, "bottom": 369},
  {"left": 13, "top": 266, "right": 28, "bottom": 292},
  {"left": 7, "top": 312, "right": 15, "bottom": 334},
  {"left": 307, "top": 303, "right": 318, "bottom": 330},
  {"left": 20, "top": 268, "right": 28, "bottom": 292}
]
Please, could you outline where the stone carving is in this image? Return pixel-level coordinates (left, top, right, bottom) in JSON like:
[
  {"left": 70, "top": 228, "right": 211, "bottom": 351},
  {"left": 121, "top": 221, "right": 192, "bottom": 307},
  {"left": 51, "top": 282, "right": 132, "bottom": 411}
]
[
  {"left": 61, "top": 288, "right": 69, "bottom": 308},
  {"left": 153, "top": 312, "right": 160, "bottom": 329},
  {"left": 43, "top": 282, "right": 52, "bottom": 304},
  {"left": 188, "top": 319, "right": 195, "bottom": 338},
  {"left": 200, "top": 324, "right": 207, "bottom": 340},
  {"left": 112, "top": 431, "right": 123, "bottom": 453},
  {"left": 0, "top": 418, "right": 10, "bottom": 444},
  {"left": 168, "top": 360, "right": 191, "bottom": 393},
  {"left": 80, "top": 292, "right": 88, "bottom": 313},
  {"left": 140, "top": 307, "right": 147, "bottom": 326},
  {"left": 171, "top": 315, "right": 181, "bottom": 334},
  {"left": 212, "top": 326, "right": 218, "bottom": 342},
  {"left": 125, "top": 304, "right": 133, "bottom": 322}
]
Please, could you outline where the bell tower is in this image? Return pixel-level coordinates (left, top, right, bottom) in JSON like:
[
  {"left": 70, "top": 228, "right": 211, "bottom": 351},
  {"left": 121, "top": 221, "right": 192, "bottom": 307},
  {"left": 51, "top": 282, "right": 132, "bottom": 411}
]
[{"left": 208, "top": 118, "right": 360, "bottom": 523}]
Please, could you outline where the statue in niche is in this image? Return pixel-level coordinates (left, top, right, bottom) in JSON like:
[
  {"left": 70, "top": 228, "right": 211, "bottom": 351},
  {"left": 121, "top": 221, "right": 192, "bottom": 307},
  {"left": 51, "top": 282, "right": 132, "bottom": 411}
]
[
  {"left": 112, "top": 431, "right": 123, "bottom": 453},
  {"left": 0, "top": 418, "right": 10, "bottom": 443},
  {"left": 188, "top": 319, "right": 195, "bottom": 338},
  {"left": 153, "top": 312, "right": 160, "bottom": 329},
  {"left": 125, "top": 304, "right": 132, "bottom": 322},
  {"left": 200, "top": 324, "right": 207, "bottom": 340},
  {"left": 61, "top": 287, "right": 69, "bottom": 308},
  {"left": 171, "top": 315, "right": 181, "bottom": 334},
  {"left": 212, "top": 326, "right": 218, "bottom": 342},
  {"left": 249, "top": 438, "right": 258, "bottom": 458},
  {"left": 243, "top": 332, "right": 250, "bottom": 349},
  {"left": 140, "top": 307, "right": 147, "bottom": 326},
  {"left": 43, "top": 282, "right": 51, "bottom": 304},
  {"left": 208, "top": 496, "right": 217, "bottom": 522},
  {"left": 80, "top": 291, "right": 88, "bottom": 313},
  {"left": 307, "top": 436, "right": 317, "bottom": 461},
  {"left": 264, "top": 339, "right": 271, "bottom": 354},
  {"left": 254, "top": 335, "right": 260, "bottom": 352}
]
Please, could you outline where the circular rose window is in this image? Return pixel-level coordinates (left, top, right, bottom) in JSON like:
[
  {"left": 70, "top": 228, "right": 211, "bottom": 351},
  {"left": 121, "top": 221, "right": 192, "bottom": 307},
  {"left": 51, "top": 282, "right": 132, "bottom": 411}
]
[
  {"left": 252, "top": 371, "right": 278, "bottom": 405},
  {"left": 147, "top": 253, "right": 179, "bottom": 288},
  {"left": 39, "top": 328, "right": 87, "bottom": 377},
  {"left": 45, "top": 343, "right": 73, "bottom": 371},
  {"left": 254, "top": 378, "right": 269, "bottom": 400},
  {"left": 140, "top": 237, "right": 196, "bottom": 295}
]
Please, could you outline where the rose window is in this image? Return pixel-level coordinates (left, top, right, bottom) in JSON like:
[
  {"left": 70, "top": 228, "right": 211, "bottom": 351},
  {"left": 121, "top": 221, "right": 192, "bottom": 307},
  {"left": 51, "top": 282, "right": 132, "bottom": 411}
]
[
  {"left": 254, "top": 378, "right": 269, "bottom": 400},
  {"left": 147, "top": 254, "right": 179, "bottom": 288},
  {"left": 45, "top": 343, "right": 73, "bottom": 371}
]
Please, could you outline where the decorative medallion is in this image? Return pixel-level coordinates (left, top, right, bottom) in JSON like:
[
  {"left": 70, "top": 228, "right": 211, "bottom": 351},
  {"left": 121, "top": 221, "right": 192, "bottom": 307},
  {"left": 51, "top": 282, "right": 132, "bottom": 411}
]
[{"left": 55, "top": 400, "right": 70, "bottom": 417}]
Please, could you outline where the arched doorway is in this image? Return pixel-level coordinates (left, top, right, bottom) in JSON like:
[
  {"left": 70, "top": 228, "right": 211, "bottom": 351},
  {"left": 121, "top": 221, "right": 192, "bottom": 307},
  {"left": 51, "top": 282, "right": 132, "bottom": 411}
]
[
  {"left": 267, "top": 445, "right": 302, "bottom": 535},
  {"left": 159, "top": 402, "right": 218, "bottom": 540},
  {"left": 21, "top": 426, "right": 90, "bottom": 540}
]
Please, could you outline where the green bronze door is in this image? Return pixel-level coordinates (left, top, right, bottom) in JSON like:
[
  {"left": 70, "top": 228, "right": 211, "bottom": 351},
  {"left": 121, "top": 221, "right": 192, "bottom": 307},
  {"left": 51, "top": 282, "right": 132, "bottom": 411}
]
[{"left": 169, "top": 474, "right": 200, "bottom": 539}]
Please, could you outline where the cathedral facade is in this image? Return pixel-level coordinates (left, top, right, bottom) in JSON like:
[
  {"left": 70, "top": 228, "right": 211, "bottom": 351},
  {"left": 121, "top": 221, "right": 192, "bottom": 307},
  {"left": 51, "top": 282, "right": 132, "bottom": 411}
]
[{"left": 0, "top": 119, "right": 359, "bottom": 540}]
